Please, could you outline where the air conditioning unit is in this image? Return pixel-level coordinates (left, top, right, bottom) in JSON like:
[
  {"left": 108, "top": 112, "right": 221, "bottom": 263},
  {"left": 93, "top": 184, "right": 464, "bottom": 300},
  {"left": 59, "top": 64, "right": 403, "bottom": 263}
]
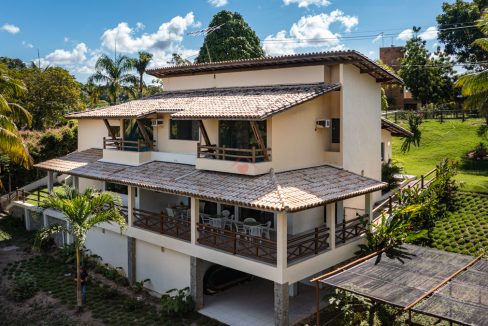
[
  {"left": 151, "top": 119, "right": 163, "bottom": 127},
  {"left": 315, "top": 119, "right": 331, "bottom": 128}
]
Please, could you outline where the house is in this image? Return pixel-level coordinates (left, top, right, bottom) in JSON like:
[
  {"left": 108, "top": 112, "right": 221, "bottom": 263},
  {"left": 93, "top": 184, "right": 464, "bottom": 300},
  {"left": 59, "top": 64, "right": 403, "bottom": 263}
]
[{"left": 14, "top": 50, "right": 404, "bottom": 326}]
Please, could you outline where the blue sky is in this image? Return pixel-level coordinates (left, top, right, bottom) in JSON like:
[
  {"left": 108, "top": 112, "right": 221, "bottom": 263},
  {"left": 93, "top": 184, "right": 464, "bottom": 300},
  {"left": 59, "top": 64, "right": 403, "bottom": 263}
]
[{"left": 0, "top": 0, "right": 450, "bottom": 82}]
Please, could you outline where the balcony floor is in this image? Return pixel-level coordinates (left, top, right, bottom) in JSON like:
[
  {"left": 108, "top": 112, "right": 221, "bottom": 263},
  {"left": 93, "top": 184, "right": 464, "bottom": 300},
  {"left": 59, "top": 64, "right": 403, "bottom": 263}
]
[{"left": 199, "top": 277, "right": 327, "bottom": 326}]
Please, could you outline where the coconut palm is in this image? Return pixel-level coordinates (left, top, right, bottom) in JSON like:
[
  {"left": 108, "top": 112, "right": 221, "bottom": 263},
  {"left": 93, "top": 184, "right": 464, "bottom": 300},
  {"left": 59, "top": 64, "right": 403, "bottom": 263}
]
[
  {"left": 36, "top": 186, "right": 126, "bottom": 309},
  {"left": 129, "top": 51, "right": 153, "bottom": 99},
  {"left": 456, "top": 11, "right": 488, "bottom": 125},
  {"left": 0, "top": 64, "right": 32, "bottom": 169},
  {"left": 90, "top": 55, "right": 137, "bottom": 105}
]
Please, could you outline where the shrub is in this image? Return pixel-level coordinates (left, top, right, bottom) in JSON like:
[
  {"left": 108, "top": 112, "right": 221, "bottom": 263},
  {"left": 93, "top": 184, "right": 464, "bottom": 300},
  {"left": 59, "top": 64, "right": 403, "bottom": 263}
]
[
  {"left": 472, "top": 142, "right": 487, "bottom": 160},
  {"left": 10, "top": 272, "right": 38, "bottom": 301},
  {"left": 381, "top": 160, "right": 403, "bottom": 191},
  {"left": 160, "top": 287, "right": 194, "bottom": 317},
  {"left": 133, "top": 278, "right": 150, "bottom": 293}
]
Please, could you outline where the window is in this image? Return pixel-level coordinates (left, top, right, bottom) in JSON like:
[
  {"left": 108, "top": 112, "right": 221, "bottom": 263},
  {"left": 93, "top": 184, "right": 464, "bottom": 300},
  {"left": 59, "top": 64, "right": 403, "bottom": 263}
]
[
  {"left": 106, "top": 182, "right": 128, "bottom": 195},
  {"left": 381, "top": 142, "right": 385, "bottom": 161},
  {"left": 331, "top": 118, "right": 340, "bottom": 144},
  {"left": 219, "top": 121, "right": 267, "bottom": 149},
  {"left": 170, "top": 120, "right": 199, "bottom": 140}
]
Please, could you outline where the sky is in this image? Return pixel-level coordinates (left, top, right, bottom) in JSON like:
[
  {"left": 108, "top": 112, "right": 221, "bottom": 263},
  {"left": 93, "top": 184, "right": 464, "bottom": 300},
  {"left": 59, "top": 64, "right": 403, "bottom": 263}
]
[{"left": 0, "top": 0, "right": 451, "bottom": 83}]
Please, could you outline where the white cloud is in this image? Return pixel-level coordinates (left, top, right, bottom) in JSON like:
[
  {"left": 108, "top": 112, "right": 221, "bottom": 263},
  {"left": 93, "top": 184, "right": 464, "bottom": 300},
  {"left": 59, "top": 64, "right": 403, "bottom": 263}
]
[
  {"left": 397, "top": 29, "right": 413, "bottom": 41},
  {"left": 208, "top": 0, "right": 228, "bottom": 7},
  {"left": 283, "top": 0, "right": 330, "bottom": 8},
  {"left": 1, "top": 23, "right": 20, "bottom": 34},
  {"left": 44, "top": 43, "right": 88, "bottom": 65},
  {"left": 419, "top": 26, "right": 438, "bottom": 41},
  {"left": 263, "top": 10, "right": 358, "bottom": 55},
  {"left": 64, "top": 36, "right": 69, "bottom": 43},
  {"left": 135, "top": 22, "right": 145, "bottom": 31},
  {"left": 101, "top": 12, "right": 198, "bottom": 53},
  {"left": 22, "top": 41, "right": 34, "bottom": 48},
  {"left": 372, "top": 33, "right": 383, "bottom": 44}
]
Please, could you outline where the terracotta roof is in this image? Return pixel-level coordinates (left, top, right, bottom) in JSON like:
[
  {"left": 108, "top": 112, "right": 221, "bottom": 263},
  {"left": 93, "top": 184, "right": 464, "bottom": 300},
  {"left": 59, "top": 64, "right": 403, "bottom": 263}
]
[
  {"left": 66, "top": 83, "right": 340, "bottom": 120},
  {"left": 35, "top": 149, "right": 386, "bottom": 212},
  {"left": 147, "top": 50, "right": 402, "bottom": 84},
  {"left": 381, "top": 118, "right": 413, "bottom": 137}
]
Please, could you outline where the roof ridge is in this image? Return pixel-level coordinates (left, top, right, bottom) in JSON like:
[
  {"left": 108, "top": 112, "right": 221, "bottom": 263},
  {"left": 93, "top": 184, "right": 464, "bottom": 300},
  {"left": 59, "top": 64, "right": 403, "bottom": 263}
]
[{"left": 269, "top": 168, "right": 289, "bottom": 212}]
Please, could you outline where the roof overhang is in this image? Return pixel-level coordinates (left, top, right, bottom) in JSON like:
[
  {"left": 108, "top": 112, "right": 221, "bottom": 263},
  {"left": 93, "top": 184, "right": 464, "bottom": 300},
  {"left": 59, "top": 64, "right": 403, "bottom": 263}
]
[{"left": 381, "top": 118, "right": 413, "bottom": 137}]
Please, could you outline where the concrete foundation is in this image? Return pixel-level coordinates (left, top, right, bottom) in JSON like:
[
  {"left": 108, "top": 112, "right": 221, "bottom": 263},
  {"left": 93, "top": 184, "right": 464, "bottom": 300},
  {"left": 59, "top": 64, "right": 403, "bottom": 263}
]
[
  {"left": 190, "top": 256, "right": 205, "bottom": 310},
  {"left": 274, "top": 282, "right": 289, "bottom": 326},
  {"left": 127, "top": 237, "right": 136, "bottom": 285}
]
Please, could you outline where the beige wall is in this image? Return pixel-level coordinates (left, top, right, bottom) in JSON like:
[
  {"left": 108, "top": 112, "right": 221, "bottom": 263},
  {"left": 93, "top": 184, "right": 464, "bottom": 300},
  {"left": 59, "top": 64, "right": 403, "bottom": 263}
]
[
  {"left": 162, "top": 65, "right": 327, "bottom": 91},
  {"left": 85, "top": 227, "right": 128, "bottom": 271},
  {"left": 155, "top": 114, "right": 198, "bottom": 153},
  {"left": 78, "top": 119, "right": 119, "bottom": 151},
  {"left": 381, "top": 129, "right": 393, "bottom": 163}
]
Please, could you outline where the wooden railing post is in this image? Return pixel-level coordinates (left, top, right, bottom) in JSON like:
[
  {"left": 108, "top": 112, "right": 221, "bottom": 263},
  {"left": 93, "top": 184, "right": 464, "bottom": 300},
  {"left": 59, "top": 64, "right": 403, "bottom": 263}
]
[
  {"left": 252, "top": 146, "right": 256, "bottom": 163},
  {"left": 160, "top": 214, "right": 164, "bottom": 234},
  {"left": 222, "top": 145, "right": 226, "bottom": 161},
  {"left": 388, "top": 196, "right": 393, "bottom": 214},
  {"left": 103, "top": 137, "right": 106, "bottom": 149},
  {"left": 197, "top": 143, "right": 201, "bottom": 158},
  {"left": 342, "top": 223, "right": 346, "bottom": 243},
  {"left": 37, "top": 190, "right": 40, "bottom": 207},
  {"left": 232, "top": 231, "right": 237, "bottom": 255},
  {"left": 314, "top": 227, "right": 319, "bottom": 254},
  {"left": 421, "top": 175, "right": 425, "bottom": 189}
]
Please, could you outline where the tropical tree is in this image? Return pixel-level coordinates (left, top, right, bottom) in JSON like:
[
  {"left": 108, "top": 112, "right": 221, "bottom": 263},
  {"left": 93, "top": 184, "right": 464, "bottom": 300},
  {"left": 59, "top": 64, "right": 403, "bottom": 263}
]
[
  {"left": 129, "top": 51, "right": 153, "bottom": 99},
  {"left": 167, "top": 53, "right": 191, "bottom": 66},
  {"left": 36, "top": 186, "right": 126, "bottom": 310},
  {"left": 195, "top": 10, "right": 265, "bottom": 63},
  {"left": 90, "top": 55, "right": 137, "bottom": 105},
  {"left": 456, "top": 11, "right": 488, "bottom": 125},
  {"left": 0, "top": 64, "right": 32, "bottom": 169},
  {"left": 83, "top": 80, "right": 102, "bottom": 108}
]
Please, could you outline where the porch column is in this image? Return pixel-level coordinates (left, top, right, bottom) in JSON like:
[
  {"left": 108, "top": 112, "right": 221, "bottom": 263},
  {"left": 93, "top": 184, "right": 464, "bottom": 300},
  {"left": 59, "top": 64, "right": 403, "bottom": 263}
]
[
  {"left": 190, "top": 256, "right": 205, "bottom": 310},
  {"left": 276, "top": 212, "right": 288, "bottom": 271},
  {"left": 190, "top": 197, "right": 199, "bottom": 245},
  {"left": 127, "top": 237, "right": 136, "bottom": 285},
  {"left": 326, "top": 203, "right": 336, "bottom": 250},
  {"left": 72, "top": 176, "right": 79, "bottom": 191},
  {"left": 365, "top": 193, "right": 373, "bottom": 223},
  {"left": 24, "top": 208, "right": 31, "bottom": 230},
  {"left": 47, "top": 171, "right": 54, "bottom": 193},
  {"left": 274, "top": 282, "right": 290, "bottom": 326},
  {"left": 127, "top": 186, "right": 136, "bottom": 227}
]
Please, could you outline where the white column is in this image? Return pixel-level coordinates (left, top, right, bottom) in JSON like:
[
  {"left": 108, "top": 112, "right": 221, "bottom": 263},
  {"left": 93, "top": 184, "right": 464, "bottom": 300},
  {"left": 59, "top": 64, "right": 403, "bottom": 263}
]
[
  {"left": 365, "top": 193, "right": 373, "bottom": 223},
  {"left": 276, "top": 212, "right": 288, "bottom": 272},
  {"left": 47, "top": 171, "right": 54, "bottom": 193},
  {"left": 24, "top": 208, "right": 31, "bottom": 230},
  {"left": 72, "top": 176, "right": 79, "bottom": 191},
  {"left": 326, "top": 203, "right": 336, "bottom": 250},
  {"left": 190, "top": 197, "right": 200, "bottom": 245},
  {"left": 127, "top": 186, "right": 136, "bottom": 227}
]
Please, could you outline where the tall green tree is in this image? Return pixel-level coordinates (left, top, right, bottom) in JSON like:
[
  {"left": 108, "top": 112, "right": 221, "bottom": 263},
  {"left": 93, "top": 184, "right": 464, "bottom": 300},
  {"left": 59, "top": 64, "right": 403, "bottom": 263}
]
[
  {"left": 18, "top": 65, "right": 82, "bottom": 130},
  {"left": 456, "top": 11, "right": 488, "bottom": 124},
  {"left": 0, "top": 57, "right": 26, "bottom": 70},
  {"left": 37, "top": 186, "right": 126, "bottom": 310},
  {"left": 167, "top": 53, "right": 191, "bottom": 66},
  {"left": 195, "top": 11, "right": 265, "bottom": 63},
  {"left": 91, "top": 55, "right": 137, "bottom": 105},
  {"left": 0, "top": 64, "right": 32, "bottom": 169},
  {"left": 437, "top": 0, "right": 488, "bottom": 70},
  {"left": 129, "top": 51, "right": 153, "bottom": 99},
  {"left": 399, "top": 27, "right": 455, "bottom": 106}
]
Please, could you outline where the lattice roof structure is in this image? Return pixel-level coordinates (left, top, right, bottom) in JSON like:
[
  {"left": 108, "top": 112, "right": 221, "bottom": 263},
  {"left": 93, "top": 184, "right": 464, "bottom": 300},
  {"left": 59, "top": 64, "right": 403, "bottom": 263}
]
[{"left": 314, "top": 244, "right": 488, "bottom": 326}]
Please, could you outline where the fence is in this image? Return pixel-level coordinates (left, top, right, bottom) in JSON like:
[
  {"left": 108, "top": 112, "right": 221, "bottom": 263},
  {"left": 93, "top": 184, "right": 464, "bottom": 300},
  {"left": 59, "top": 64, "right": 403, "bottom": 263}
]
[{"left": 383, "top": 110, "right": 480, "bottom": 123}]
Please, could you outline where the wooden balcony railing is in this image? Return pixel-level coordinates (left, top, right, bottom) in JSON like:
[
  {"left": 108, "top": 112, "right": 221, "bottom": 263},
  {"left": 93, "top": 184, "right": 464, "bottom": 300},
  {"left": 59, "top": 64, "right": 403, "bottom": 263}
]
[
  {"left": 197, "top": 143, "right": 271, "bottom": 163},
  {"left": 103, "top": 137, "right": 155, "bottom": 152},
  {"left": 15, "top": 188, "right": 49, "bottom": 207},
  {"left": 132, "top": 207, "right": 190, "bottom": 242},
  {"left": 335, "top": 214, "right": 369, "bottom": 245},
  {"left": 287, "top": 225, "right": 330, "bottom": 263}
]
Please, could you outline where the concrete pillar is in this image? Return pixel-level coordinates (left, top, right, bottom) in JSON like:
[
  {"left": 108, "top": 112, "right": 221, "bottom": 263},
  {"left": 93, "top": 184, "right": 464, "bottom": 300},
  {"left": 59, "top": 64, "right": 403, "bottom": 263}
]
[
  {"left": 274, "top": 282, "right": 289, "bottom": 326},
  {"left": 73, "top": 176, "right": 79, "bottom": 191},
  {"left": 190, "top": 197, "right": 199, "bottom": 245},
  {"left": 276, "top": 212, "right": 288, "bottom": 271},
  {"left": 326, "top": 203, "right": 336, "bottom": 250},
  {"left": 365, "top": 193, "right": 373, "bottom": 223},
  {"left": 190, "top": 256, "right": 204, "bottom": 310},
  {"left": 42, "top": 210, "right": 48, "bottom": 228},
  {"left": 127, "top": 237, "right": 136, "bottom": 285},
  {"left": 127, "top": 186, "right": 136, "bottom": 226},
  {"left": 24, "top": 208, "right": 31, "bottom": 230},
  {"left": 47, "top": 171, "right": 54, "bottom": 193}
]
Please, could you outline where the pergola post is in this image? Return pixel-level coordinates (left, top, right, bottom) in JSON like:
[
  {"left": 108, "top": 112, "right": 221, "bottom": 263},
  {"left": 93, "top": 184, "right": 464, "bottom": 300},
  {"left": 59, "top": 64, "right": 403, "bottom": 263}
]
[
  {"left": 47, "top": 171, "right": 54, "bottom": 193},
  {"left": 276, "top": 212, "right": 288, "bottom": 270},
  {"left": 190, "top": 197, "right": 200, "bottom": 245},
  {"left": 365, "top": 193, "right": 373, "bottom": 223},
  {"left": 127, "top": 186, "right": 136, "bottom": 227},
  {"left": 326, "top": 203, "right": 336, "bottom": 250}
]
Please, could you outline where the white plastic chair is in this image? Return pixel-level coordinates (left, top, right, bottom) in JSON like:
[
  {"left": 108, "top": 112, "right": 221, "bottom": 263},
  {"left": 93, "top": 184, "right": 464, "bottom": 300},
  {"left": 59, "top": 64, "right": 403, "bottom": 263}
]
[
  {"left": 166, "top": 207, "right": 175, "bottom": 218},
  {"left": 243, "top": 217, "right": 257, "bottom": 223},
  {"left": 261, "top": 221, "right": 272, "bottom": 239},
  {"left": 200, "top": 213, "right": 210, "bottom": 224},
  {"left": 221, "top": 210, "right": 231, "bottom": 218}
]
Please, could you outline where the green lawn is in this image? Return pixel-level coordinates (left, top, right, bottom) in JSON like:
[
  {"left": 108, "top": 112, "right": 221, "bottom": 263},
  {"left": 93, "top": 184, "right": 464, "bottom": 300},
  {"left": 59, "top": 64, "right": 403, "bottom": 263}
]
[
  {"left": 392, "top": 119, "right": 488, "bottom": 193},
  {"left": 430, "top": 192, "right": 488, "bottom": 256},
  {"left": 25, "top": 186, "right": 64, "bottom": 206}
]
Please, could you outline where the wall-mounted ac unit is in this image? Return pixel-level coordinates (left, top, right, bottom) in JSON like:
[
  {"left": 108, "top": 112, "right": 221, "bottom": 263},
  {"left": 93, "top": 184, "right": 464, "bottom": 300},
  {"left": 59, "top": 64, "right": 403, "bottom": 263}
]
[
  {"left": 315, "top": 119, "right": 331, "bottom": 128},
  {"left": 151, "top": 119, "right": 163, "bottom": 127}
]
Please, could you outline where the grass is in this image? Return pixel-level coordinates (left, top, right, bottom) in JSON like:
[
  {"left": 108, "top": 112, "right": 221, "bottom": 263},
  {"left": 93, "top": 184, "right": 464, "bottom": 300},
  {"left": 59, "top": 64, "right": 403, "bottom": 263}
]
[
  {"left": 25, "top": 186, "right": 64, "bottom": 206},
  {"left": 392, "top": 119, "right": 488, "bottom": 193},
  {"left": 430, "top": 192, "right": 488, "bottom": 256}
]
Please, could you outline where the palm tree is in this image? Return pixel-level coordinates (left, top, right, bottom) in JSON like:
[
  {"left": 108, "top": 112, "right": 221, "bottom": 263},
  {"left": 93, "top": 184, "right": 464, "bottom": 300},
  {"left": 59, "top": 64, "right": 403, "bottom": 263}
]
[
  {"left": 0, "top": 64, "right": 32, "bottom": 169},
  {"left": 90, "top": 55, "right": 137, "bottom": 105},
  {"left": 37, "top": 186, "right": 126, "bottom": 310},
  {"left": 456, "top": 11, "right": 488, "bottom": 125},
  {"left": 84, "top": 80, "right": 101, "bottom": 108},
  {"left": 129, "top": 51, "right": 153, "bottom": 98}
]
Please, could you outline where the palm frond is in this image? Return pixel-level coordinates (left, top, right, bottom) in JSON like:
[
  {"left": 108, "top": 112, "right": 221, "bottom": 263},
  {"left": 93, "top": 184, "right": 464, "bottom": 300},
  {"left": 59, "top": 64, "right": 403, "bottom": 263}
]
[{"left": 34, "top": 223, "right": 69, "bottom": 249}]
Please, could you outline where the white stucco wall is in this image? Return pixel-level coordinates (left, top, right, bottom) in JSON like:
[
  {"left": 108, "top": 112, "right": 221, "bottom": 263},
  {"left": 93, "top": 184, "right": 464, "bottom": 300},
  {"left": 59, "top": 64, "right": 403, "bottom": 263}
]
[
  {"left": 78, "top": 119, "right": 119, "bottom": 151},
  {"left": 78, "top": 177, "right": 104, "bottom": 193},
  {"left": 135, "top": 239, "right": 191, "bottom": 294},
  {"left": 288, "top": 206, "right": 324, "bottom": 235},
  {"left": 138, "top": 189, "right": 189, "bottom": 213},
  {"left": 162, "top": 65, "right": 326, "bottom": 91},
  {"left": 85, "top": 227, "right": 128, "bottom": 272}
]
